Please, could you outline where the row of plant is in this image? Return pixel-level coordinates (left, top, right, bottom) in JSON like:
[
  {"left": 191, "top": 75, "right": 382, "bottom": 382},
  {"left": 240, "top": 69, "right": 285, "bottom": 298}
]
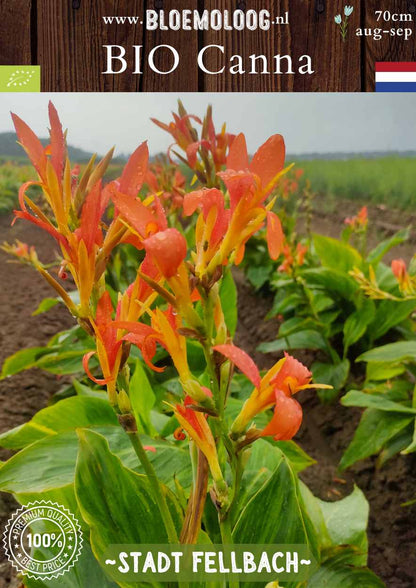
[
  {"left": 240, "top": 156, "right": 416, "bottom": 474},
  {"left": 0, "top": 102, "right": 401, "bottom": 587}
]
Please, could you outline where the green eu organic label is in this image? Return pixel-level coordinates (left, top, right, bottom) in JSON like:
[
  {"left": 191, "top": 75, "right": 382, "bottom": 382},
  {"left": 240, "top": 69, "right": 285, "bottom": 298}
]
[{"left": 0, "top": 66, "right": 40, "bottom": 92}]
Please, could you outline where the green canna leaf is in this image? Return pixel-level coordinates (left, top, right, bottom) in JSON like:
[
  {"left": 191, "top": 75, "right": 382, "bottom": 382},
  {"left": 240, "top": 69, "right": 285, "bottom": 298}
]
[
  {"left": 357, "top": 340, "right": 416, "bottom": 364},
  {"left": 74, "top": 429, "right": 183, "bottom": 585},
  {"left": 340, "top": 409, "right": 414, "bottom": 470},
  {"left": 313, "top": 233, "right": 363, "bottom": 273},
  {"left": 0, "top": 396, "right": 117, "bottom": 450},
  {"left": 233, "top": 452, "right": 319, "bottom": 560}
]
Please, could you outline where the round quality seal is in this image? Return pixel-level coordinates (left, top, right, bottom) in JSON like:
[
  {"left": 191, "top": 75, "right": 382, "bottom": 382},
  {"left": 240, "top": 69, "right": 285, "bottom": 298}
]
[{"left": 3, "top": 501, "right": 83, "bottom": 580}]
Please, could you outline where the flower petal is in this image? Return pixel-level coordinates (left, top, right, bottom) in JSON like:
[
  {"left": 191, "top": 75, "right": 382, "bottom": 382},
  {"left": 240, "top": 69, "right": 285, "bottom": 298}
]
[
  {"left": 213, "top": 344, "right": 261, "bottom": 389},
  {"left": 112, "top": 190, "right": 161, "bottom": 239},
  {"left": 119, "top": 141, "right": 149, "bottom": 197},
  {"left": 13, "top": 210, "right": 68, "bottom": 249},
  {"left": 11, "top": 113, "right": 47, "bottom": 180},
  {"left": 48, "top": 101, "right": 65, "bottom": 180},
  {"left": 144, "top": 228, "right": 187, "bottom": 278},
  {"left": 250, "top": 134, "right": 285, "bottom": 189},
  {"left": 77, "top": 181, "right": 104, "bottom": 252},
  {"left": 266, "top": 211, "right": 284, "bottom": 260},
  {"left": 260, "top": 389, "right": 302, "bottom": 441},
  {"left": 82, "top": 351, "right": 112, "bottom": 385},
  {"left": 226, "top": 133, "right": 249, "bottom": 171},
  {"left": 271, "top": 352, "right": 312, "bottom": 395}
]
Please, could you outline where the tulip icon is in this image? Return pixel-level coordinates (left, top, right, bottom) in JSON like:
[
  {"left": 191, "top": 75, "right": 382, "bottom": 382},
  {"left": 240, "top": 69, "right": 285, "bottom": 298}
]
[{"left": 335, "top": 5, "right": 354, "bottom": 41}]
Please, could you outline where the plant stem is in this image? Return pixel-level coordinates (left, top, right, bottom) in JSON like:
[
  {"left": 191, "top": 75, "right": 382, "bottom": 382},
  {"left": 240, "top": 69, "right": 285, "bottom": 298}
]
[
  {"left": 228, "top": 453, "right": 244, "bottom": 523},
  {"left": 180, "top": 450, "right": 209, "bottom": 544},
  {"left": 219, "top": 516, "right": 240, "bottom": 588},
  {"left": 126, "top": 428, "right": 179, "bottom": 544}
]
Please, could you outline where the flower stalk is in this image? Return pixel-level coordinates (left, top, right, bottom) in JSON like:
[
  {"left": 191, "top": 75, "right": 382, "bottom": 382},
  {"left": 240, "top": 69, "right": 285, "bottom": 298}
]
[{"left": 118, "top": 412, "right": 179, "bottom": 545}]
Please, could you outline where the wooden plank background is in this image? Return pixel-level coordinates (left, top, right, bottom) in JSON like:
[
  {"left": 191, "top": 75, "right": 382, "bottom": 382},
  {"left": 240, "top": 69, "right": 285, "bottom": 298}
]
[{"left": 0, "top": 0, "right": 415, "bottom": 91}]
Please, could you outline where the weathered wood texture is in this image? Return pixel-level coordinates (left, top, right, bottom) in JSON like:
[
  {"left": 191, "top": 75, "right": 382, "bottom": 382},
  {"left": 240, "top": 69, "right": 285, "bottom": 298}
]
[
  {"left": 0, "top": 0, "right": 415, "bottom": 91},
  {"left": 0, "top": 0, "right": 32, "bottom": 65},
  {"left": 36, "top": 0, "right": 145, "bottom": 91}
]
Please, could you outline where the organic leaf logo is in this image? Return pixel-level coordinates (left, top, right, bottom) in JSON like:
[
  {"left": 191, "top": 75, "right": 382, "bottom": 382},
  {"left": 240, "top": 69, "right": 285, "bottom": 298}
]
[{"left": 6, "top": 69, "right": 36, "bottom": 88}]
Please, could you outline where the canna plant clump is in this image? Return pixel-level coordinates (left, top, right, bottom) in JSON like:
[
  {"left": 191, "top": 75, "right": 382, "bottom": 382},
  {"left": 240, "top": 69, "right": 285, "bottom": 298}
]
[{"left": 0, "top": 103, "right": 384, "bottom": 587}]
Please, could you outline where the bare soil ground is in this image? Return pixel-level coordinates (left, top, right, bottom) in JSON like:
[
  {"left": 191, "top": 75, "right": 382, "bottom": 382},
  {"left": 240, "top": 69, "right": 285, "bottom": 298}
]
[
  {"left": 0, "top": 215, "right": 73, "bottom": 587},
  {"left": 308, "top": 197, "right": 416, "bottom": 263},
  {"left": 0, "top": 202, "right": 416, "bottom": 587}
]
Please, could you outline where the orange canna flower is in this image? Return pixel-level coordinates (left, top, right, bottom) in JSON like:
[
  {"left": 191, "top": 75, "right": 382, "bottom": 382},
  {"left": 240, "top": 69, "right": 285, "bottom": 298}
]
[
  {"left": 152, "top": 103, "right": 234, "bottom": 175},
  {"left": 109, "top": 192, "right": 201, "bottom": 327},
  {"left": 183, "top": 187, "right": 229, "bottom": 275},
  {"left": 115, "top": 305, "right": 209, "bottom": 404},
  {"left": 196, "top": 106, "right": 235, "bottom": 171},
  {"left": 278, "top": 244, "right": 294, "bottom": 274},
  {"left": 2, "top": 240, "right": 37, "bottom": 263},
  {"left": 344, "top": 206, "right": 368, "bottom": 229},
  {"left": 391, "top": 258, "right": 407, "bottom": 282},
  {"left": 219, "top": 132, "right": 286, "bottom": 205},
  {"left": 83, "top": 291, "right": 123, "bottom": 390},
  {"left": 279, "top": 167, "right": 303, "bottom": 199},
  {"left": 152, "top": 111, "right": 201, "bottom": 154},
  {"left": 214, "top": 345, "right": 330, "bottom": 440},
  {"left": 83, "top": 257, "right": 161, "bottom": 402},
  {"left": 11, "top": 103, "right": 153, "bottom": 318},
  {"left": 296, "top": 242, "right": 308, "bottom": 266},
  {"left": 116, "top": 305, "right": 190, "bottom": 376},
  {"left": 182, "top": 133, "right": 288, "bottom": 277},
  {"left": 278, "top": 242, "right": 307, "bottom": 274},
  {"left": 145, "top": 160, "right": 186, "bottom": 213},
  {"left": 173, "top": 395, "right": 223, "bottom": 484},
  {"left": 391, "top": 258, "right": 413, "bottom": 294},
  {"left": 216, "top": 133, "right": 288, "bottom": 267}
]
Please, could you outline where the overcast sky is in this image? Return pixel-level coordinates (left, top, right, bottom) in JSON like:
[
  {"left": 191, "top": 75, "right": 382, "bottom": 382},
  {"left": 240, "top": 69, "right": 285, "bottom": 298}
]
[{"left": 0, "top": 93, "right": 415, "bottom": 157}]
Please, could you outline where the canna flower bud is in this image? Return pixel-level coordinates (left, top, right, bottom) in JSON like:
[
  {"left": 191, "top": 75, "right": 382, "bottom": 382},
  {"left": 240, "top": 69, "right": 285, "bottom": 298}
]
[
  {"left": 117, "top": 388, "right": 132, "bottom": 414},
  {"left": 391, "top": 258, "right": 407, "bottom": 282},
  {"left": 143, "top": 228, "right": 187, "bottom": 278},
  {"left": 181, "top": 378, "right": 215, "bottom": 407},
  {"left": 391, "top": 258, "right": 414, "bottom": 294}
]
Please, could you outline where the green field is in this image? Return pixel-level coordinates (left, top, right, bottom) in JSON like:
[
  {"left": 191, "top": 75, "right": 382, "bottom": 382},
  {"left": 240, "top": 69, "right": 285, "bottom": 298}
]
[{"left": 296, "top": 156, "right": 416, "bottom": 210}]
